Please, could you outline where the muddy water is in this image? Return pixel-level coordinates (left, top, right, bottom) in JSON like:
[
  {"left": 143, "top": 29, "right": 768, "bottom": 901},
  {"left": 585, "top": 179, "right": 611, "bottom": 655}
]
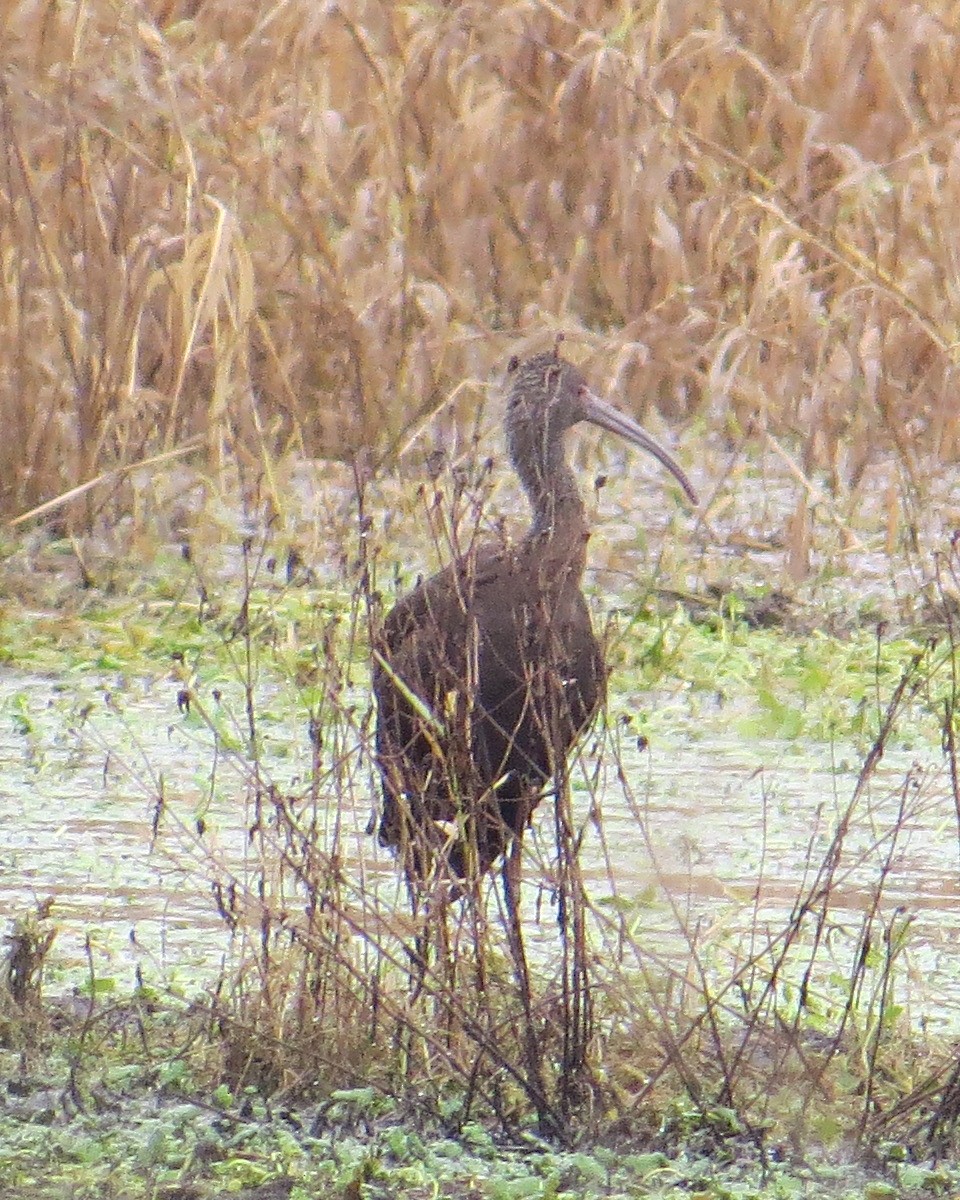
[
  {"left": 603, "top": 728, "right": 960, "bottom": 1023},
  {"left": 1, "top": 664, "right": 958, "bottom": 1029}
]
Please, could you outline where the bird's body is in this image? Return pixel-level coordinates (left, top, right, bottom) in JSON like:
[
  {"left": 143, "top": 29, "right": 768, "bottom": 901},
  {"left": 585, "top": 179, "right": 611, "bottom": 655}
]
[
  {"left": 373, "top": 349, "right": 697, "bottom": 886},
  {"left": 375, "top": 505, "right": 602, "bottom": 879}
]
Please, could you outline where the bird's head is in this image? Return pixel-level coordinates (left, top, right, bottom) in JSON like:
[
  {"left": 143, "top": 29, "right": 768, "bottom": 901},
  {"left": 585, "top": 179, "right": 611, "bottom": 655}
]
[
  {"left": 504, "top": 347, "right": 698, "bottom": 505},
  {"left": 505, "top": 350, "right": 589, "bottom": 443}
]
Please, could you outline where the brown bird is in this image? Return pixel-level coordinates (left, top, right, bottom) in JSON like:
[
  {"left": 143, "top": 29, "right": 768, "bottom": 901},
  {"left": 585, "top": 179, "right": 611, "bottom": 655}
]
[{"left": 373, "top": 347, "right": 698, "bottom": 895}]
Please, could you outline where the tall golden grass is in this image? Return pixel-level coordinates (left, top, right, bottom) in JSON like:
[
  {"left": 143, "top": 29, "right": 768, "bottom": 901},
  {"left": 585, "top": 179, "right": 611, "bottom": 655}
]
[{"left": 2, "top": 0, "right": 960, "bottom": 525}]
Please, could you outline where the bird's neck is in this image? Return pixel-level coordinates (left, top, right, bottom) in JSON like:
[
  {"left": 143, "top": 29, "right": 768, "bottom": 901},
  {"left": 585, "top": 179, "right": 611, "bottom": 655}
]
[{"left": 517, "top": 452, "right": 589, "bottom": 576}]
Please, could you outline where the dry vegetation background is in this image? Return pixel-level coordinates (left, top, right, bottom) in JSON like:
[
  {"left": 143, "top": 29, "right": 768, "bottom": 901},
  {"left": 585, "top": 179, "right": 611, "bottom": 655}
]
[{"left": 2, "top": 0, "right": 960, "bottom": 526}]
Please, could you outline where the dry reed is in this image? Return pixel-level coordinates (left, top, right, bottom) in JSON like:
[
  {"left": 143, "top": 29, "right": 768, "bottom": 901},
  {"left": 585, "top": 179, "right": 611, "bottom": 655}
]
[{"left": 2, "top": 0, "right": 960, "bottom": 529}]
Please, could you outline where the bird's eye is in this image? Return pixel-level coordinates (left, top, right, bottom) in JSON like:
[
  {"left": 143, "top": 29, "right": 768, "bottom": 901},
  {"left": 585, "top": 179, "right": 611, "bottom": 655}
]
[{"left": 507, "top": 355, "right": 520, "bottom": 373}]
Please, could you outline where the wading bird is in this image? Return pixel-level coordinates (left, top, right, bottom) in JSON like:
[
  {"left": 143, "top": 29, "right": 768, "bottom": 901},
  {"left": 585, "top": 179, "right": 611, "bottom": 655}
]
[{"left": 373, "top": 345, "right": 698, "bottom": 896}]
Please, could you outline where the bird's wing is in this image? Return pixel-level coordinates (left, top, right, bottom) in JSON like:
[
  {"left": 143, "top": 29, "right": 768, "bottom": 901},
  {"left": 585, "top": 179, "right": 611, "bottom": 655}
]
[{"left": 379, "top": 545, "right": 507, "bottom": 657}]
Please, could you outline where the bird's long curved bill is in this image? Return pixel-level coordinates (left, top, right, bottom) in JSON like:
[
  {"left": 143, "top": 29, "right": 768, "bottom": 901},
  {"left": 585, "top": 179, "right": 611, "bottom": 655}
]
[{"left": 583, "top": 390, "right": 699, "bottom": 505}]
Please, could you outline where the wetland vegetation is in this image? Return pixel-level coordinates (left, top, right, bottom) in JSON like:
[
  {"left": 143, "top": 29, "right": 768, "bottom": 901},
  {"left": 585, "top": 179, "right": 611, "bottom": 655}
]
[{"left": 4, "top": 1, "right": 960, "bottom": 1196}]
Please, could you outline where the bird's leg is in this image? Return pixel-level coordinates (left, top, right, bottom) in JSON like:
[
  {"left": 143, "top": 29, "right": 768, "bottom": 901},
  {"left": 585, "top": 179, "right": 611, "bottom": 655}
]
[
  {"left": 500, "top": 806, "right": 554, "bottom": 1131},
  {"left": 401, "top": 852, "right": 431, "bottom": 1001},
  {"left": 501, "top": 830, "right": 532, "bottom": 1023},
  {"left": 501, "top": 832, "right": 530, "bottom": 1020},
  {"left": 502, "top": 831, "right": 523, "bottom": 931}
]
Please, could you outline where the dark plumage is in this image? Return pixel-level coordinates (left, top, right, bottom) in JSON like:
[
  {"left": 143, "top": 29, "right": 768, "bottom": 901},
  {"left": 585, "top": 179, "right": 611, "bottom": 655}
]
[{"left": 373, "top": 348, "right": 698, "bottom": 888}]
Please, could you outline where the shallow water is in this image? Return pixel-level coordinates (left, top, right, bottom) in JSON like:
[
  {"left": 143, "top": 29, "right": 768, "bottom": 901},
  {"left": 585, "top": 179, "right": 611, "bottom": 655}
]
[{"left": 1, "top": 661, "right": 957, "bottom": 1031}]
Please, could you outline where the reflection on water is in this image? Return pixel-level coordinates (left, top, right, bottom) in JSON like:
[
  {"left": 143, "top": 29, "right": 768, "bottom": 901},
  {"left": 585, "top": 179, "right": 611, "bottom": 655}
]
[{"left": 1, "top": 667, "right": 958, "bottom": 1029}]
